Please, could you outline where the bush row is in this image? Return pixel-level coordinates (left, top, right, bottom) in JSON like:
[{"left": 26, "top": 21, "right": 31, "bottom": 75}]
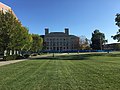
[{"left": 3, "top": 54, "right": 30, "bottom": 61}]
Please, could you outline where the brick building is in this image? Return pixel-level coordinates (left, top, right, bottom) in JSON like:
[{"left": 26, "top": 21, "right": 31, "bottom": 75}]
[{"left": 0, "top": 2, "right": 16, "bottom": 17}]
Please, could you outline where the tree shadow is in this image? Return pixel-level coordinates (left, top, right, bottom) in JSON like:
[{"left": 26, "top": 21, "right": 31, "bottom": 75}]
[
  {"left": 29, "top": 53, "right": 109, "bottom": 61},
  {"left": 107, "top": 53, "right": 120, "bottom": 57}
]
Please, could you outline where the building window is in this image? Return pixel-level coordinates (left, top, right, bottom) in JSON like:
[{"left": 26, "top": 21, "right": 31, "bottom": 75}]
[
  {"left": 46, "top": 42, "right": 49, "bottom": 45},
  {"left": 2, "top": 8, "right": 4, "bottom": 11},
  {"left": 53, "top": 43, "right": 55, "bottom": 46},
  {"left": 4, "top": 9, "right": 8, "bottom": 12},
  {"left": 57, "top": 47, "right": 59, "bottom": 50},
  {"left": 60, "top": 42, "right": 62, "bottom": 45},
  {"left": 50, "top": 42, "right": 52, "bottom": 45},
  {"left": 57, "top": 42, "right": 59, "bottom": 45},
  {"left": 66, "top": 43, "right": 68, "bottom": 46},
  {"left": 53, "top": 47, "right": 56, "bottom": 50},
  {"left": 60, "top": 47, "right": 62, "bottom": 51},
  {"left": 63, "top": 42, "right": 66, "bottom": 46},
  {"left": 50, "top": 47, "right": 52, "bottom": 50}
]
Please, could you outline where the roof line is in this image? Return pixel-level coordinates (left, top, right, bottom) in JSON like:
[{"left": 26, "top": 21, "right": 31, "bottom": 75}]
[{"left": 0, "top": 2, "right": 11, "bottom": 9}]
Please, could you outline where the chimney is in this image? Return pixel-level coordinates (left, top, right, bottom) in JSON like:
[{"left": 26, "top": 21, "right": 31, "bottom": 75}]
[
  {"left": 45, "top": 28, "right": 49, "bottom": 35},
  {"left": 65, "top": 28, "right": 69, "bottom": 35}
]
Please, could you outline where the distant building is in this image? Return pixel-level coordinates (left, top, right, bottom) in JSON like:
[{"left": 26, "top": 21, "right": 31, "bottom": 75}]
[
  {"left": 103, "top": 43, "right": 120, "bottom": 51},
  {"left": 0, "top": 2, "right": 17, "bottom": 18},
  {"left": 42, "top": 28, "right": 79, "bottom": 52}
]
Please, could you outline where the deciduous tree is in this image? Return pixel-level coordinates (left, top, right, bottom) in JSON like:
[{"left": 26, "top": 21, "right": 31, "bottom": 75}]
[
  {"left": 79, "top": 36, "right": 91, "bottom": 50},
  {"left": 112, "top": 13, "right": 120, "bottom": 42},
  {"left": 31, "top": 34, "right": 43, "bottom": 52},
  {"left": 0, "top": 10, "right": 33, "bottom": 57}
]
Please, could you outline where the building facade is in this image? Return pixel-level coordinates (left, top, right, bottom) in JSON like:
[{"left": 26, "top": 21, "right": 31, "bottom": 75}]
[
  {"left": 43, "top": 28, "right": 79, "bottom": 52},
  {"left": 0, "top": 2, "right": 16, "bottom": 17},
  {"left": 103, "top": 43, "right": 120, "bottom": 51}
]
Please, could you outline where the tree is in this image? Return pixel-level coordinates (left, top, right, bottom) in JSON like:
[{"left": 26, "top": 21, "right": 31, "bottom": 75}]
[
  {"left": 0, "top": 10, "right": 43, "bottom": 59},
  {"left": 0, "top": 10, "right": 33, "bottom": 57},
  {"left": 0, "top": 10, "right": 14, "bottom": 54},
  {"left": 91, "top": 30, "right": 107, "bottom": 50},
  {"left": 79, "top": 36, "right": 91, "bottom": 50},
  {"left": 31, "top": 34, "right": 43, "bottom": 52},
  {"left": 112, "top": 13, "right": 120, "bottom": 42}
]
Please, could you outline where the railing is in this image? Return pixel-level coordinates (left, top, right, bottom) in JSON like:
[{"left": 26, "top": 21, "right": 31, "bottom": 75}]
[{"left": 39, "top": 50, "right": 112, "bottom": 53}]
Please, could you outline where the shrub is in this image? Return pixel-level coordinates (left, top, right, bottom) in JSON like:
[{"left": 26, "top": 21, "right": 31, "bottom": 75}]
[
  {"left": 23, "top": 54, "right": 30, "bottom": 58},
  {"left": 3, "top": 55, "right": 16, "bottom": 61},
  {"left": 3, "top": 55, "right": 27, "bottom": 61},
  {"left": 16, "top": 55, "right": 24, "bottom": 59}
]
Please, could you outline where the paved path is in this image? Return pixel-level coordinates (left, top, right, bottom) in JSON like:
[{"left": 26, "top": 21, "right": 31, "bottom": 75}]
[
  {"left": 0, "top": 54, "right": 61, "bottom": 67},
  {"left": 0, "top": 59, "right": 27, "bottom": 67},
  {"left": 0, "top": 53, "right": 75, "bottom": 67},
  {"left": 29, "top": 53, "right": 71, "bottom": 59}
]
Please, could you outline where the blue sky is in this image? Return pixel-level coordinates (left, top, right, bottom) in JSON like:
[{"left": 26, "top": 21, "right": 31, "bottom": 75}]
[{"left": 1, "top": 0, "right": 120, "bottom": 43}]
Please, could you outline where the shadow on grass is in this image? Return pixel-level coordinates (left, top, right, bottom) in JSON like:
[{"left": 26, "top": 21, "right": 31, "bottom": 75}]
[
  {"left": 29, "top": 53, "right": 114, "bottom": 61},
  {"left": 108, "top": 53, "right": 120, "bottom": 57}
]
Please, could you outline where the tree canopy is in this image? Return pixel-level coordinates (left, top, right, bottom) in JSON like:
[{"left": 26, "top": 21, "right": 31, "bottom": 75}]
[
  {"left": 79, "top": 36, "right": 91, "bottom": 50},
  {"left": 91, "top": 30, "right": 107, "bottom": 50},
  {"left": 112, "top": 13, "right": 120, "bottom": 42},
  {"left": 31, "top": 34, "right": 43, "bottom": 52},
  {"left": 0, "top": 10, "right": 43, "bottom": 56}
]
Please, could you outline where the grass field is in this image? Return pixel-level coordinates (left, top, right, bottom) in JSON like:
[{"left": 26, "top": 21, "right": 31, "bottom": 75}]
[{"left": 0, "top": 52, "right": 120, "bottom": 90}]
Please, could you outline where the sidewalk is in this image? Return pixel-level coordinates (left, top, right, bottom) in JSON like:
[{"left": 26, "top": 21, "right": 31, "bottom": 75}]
[{"left": 0, "top": 59, "right": 27, "bottom": 67}]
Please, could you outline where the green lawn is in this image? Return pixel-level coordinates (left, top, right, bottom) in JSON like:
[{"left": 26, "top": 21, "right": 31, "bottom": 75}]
[{"left": 0, "top": 53, "right": 120, "bottom": 90}]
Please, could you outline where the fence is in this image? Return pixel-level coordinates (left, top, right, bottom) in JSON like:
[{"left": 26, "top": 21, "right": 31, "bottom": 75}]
[{"left": 40, "top": 50, "right": 112, "bottom": 53}]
